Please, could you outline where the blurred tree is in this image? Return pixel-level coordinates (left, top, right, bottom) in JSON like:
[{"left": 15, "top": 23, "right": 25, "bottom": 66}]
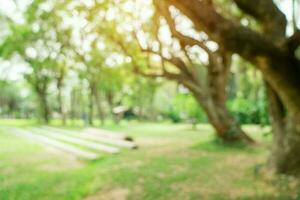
[
  {"left": 96, "top": 1, "right": 254, "bottom": 143},
  {"left": 0, "top": 80, "right": 22, "bottom": 117},
  {"left": 158, "top": 0, "right": 300, "bottom": 174},
  {"left": 0, "top": 21, "right": 54, "bottom": 123}
]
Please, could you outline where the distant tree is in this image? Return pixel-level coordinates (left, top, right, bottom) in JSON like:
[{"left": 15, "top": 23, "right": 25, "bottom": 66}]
[
  {"left": 73, "top": 40, "right": 107, "bottom": 126},
  {"left": 0, "top": 20, "right": 54, "bottom": 123},
  {"left": 0, "top": 80, "right": 22, "bottom": 117},
  {"left": 24, "top": 59, "right": 54, "bottom": 123},
  {"left": 0, "top": 0, "right": 75, "bottom": 124}
]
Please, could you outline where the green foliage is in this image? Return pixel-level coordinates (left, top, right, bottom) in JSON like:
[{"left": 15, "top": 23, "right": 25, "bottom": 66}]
[
  {"left": 0, "top": 0, "right": 271, "bottom": 125},
  {"left": 228, "top": 97, "right": 269, "bottom": 125},
  {"left": 0, "top": 80, "right": 22, "bottom": 116},
  {"left": 98, "top": 67, "right": 124, "bottom": 94},
  {"left": 165, "top": 92, "right": 206, "bottom": 123},
  {"left": 227, "top": 58, "right": 269, "bottom": 125}
]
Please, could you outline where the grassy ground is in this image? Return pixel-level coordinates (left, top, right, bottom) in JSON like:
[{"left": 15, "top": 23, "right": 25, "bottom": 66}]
[{"left": 0, "top": 119, "right": 298, "bottom": 200}]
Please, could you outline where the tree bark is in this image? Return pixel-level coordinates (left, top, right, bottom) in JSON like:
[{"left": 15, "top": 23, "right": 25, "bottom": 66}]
[
  {"left": 266, "top": 83, "right": 300, "bottom": 175},
  {"left": 202, "top": 98, "right": 253, "bottom": 143},
  {"left": 269, "top": 117, "right": 300, "bottom": 175},
  {"left": 189, "top": 79, "right": 254, "bottom": 144}
]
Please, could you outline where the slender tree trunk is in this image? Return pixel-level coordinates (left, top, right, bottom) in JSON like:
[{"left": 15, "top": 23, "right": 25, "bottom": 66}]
[
  {"left": 92, "top": 84, "right": 105, "bottom": 126},
  {"left": 57, "top": 84, "right": 66, "bottom": 125},
  {"left": 70, "top": 88, "right": 77, "bottom": 123},
  {"left": 148, "top": 88, "right": 157, "bottom": 120},
  {"left": 88, "top": 87, "right": 94, "bottom": 126},
  {"left": 55, "top": 68, "right": 67, "bottom": 126},
  {"left": 106, "top": 92, "right": 118, "bottom": 123},
  {"left": 38, "top": 91, "right": 50, "bottom": 124}
]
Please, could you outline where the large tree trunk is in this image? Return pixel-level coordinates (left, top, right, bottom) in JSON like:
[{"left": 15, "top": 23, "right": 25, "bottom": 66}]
[
  {"left": 266, "top": 83, "right": 300, "bottom": 175},
  {"left": 204, "top": 52, "right": 254, "bottom": 143},
  {"left": 186, "top": 53, "right": 254, "bottom": 144},
  {"left": 269, "top": 115, "right": 300, "bottom": 175},
  {"left": 277, "top": 116, "right": 300, "bottom": 175},
  {"left": 192, "top": 90, "right": 254, "bottom": 144}
]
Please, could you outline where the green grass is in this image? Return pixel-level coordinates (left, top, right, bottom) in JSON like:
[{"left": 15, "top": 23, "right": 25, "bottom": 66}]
[{"left": 0, "top": 120, "right": 298, "bottom": 200}]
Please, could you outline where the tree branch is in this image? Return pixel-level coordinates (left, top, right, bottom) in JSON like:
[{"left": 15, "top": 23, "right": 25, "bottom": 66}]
[
  {"left": 134, "top": 32, "right": 194, "bottom": 79},
  {"left": 286, "top": 30, "right": 300, "bottom": 53},
  {"left": 154, "top": 0, "right": 215, "bottom": 58},
  {"left": 233, "top": 0, "right": 287, "bottom": 40},
  {"left": 162, "top": 0, "right": 283, "bottom": 61}
]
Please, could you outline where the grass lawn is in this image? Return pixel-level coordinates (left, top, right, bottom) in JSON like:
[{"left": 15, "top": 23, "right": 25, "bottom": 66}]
[{"left": 0, "top": 120, "right": 298, "bottom": 200}]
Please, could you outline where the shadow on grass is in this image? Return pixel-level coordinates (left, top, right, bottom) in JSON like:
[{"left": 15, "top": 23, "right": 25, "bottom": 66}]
[{"left": 191, "top": 138, "right": 258, "bottom": 154}]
